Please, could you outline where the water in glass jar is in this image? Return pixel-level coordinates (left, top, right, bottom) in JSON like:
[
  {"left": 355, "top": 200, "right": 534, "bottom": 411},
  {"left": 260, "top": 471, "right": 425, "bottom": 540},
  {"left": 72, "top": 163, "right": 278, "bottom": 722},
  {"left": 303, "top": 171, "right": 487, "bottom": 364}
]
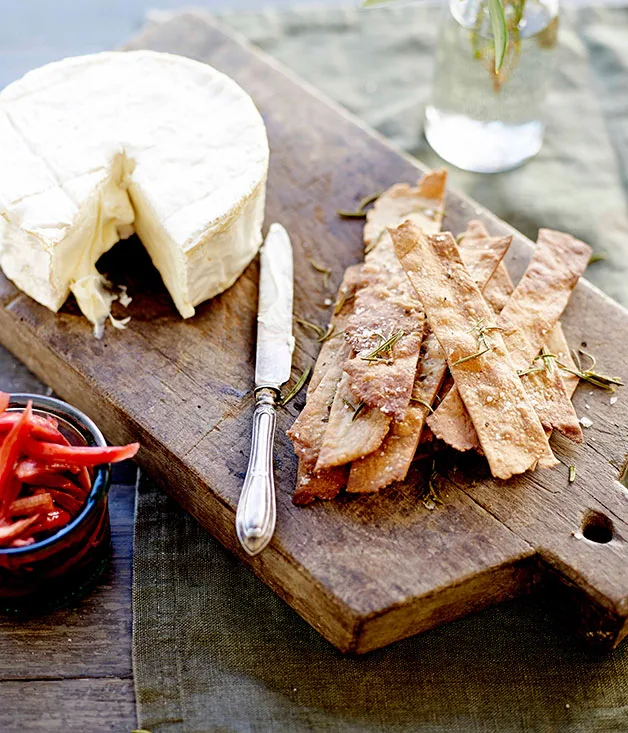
[{"left": 425, "top": 0, "right": 559, "bottom": 173}]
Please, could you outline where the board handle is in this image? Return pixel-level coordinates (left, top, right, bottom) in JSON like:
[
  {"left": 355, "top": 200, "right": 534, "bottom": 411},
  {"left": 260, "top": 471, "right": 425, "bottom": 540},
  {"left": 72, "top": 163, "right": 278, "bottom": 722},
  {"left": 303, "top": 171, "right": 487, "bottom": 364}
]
[{"left": 236, "top": 388, "right": 277, "bottom": 556}]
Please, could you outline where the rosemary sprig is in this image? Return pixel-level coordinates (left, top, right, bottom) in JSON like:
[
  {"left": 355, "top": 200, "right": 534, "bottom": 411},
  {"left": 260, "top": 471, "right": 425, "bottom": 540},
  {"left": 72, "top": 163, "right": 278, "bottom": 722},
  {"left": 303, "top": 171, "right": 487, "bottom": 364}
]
[
  {"left": 557, "top": 349, "right": 624, "bottom": 392},
  {"left": 352, "top": 401, "right": 366, "bottom": 422},
  {"left": 318, "top": 324, "right": 336, "bottom": 343},
  {"left": 365, "top": 230, "right": 386, "bottom": 255},
  {"left": 568, "top": 465, "right": 577, "bottom": 483},
  {"left": 361, "top": 329, "right": 405, "bottom": 364},
  {"left": 422, "top": 459, "right": 443, "bottom": 511},
  {"left": 279, "top": 366, "right": 311, "bottom": 406},
  {"left": 308, "top": 259, "right": 331, "bottom": 289},
  {"left": 343, "top": 397, "right": 366, "bottom": 422},
  {"left": 333, "top": 289, "right": 355, "bottom": 315},
  {"left": 410, "top": 396, "right": 434, "bottom": 413},
  {"left": 296, "top": 318, "right": 325, "bottom": 340},
  {"left": 451, "top": 347, "right": 491, "bottom": 367},
  {"left": 337, "top": 191, "right": 381, "bottom": 219},
  {"left": 518, "top": 351, "right": 557, "bottom": 377},
  {"left": 296, "top": 318, "right": 335, "bottom": 343},
  {"left": 517, "top": 365, "right": 543, "bottom": 377},
  {"left": 451, "top": 318, "right": 501, "bottom": 367},
  {"left": 468, "top": 317, "right": 503, "bottom": 347},
  {"left": 538, "top": 348, "right": 556, "bottom": 374}
]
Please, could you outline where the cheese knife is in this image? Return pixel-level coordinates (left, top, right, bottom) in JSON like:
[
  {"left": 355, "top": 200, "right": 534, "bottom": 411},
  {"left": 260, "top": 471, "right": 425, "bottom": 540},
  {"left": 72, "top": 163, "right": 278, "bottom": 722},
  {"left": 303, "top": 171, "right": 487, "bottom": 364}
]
[{"left": 236, "top": 223, "right": 294, "bottom": 556}]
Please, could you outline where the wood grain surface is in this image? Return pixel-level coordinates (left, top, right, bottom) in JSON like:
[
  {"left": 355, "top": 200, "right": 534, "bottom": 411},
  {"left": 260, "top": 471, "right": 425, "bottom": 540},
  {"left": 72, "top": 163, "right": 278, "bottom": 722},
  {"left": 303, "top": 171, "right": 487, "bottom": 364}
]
[{"left": 1, "top": 13, "right": 628, "bottom": 655}]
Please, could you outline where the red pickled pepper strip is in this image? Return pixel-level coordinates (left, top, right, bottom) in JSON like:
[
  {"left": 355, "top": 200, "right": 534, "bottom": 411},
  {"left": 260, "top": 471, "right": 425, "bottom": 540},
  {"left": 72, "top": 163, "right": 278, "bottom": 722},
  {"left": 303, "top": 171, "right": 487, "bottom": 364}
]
[
  {"left": 10, "top": 493, "right": 55, "bottom": 516},
  {"left": 0, "top": 514, "right": 40, "bottom": 545},
  {"left": 11, "top": 537, "right": 36, "bottom": 548},
  {"left": 77, "top": 466, "right": 92, "bottom": 492},
  {"left": 27, "top": 475, "right": 87, "bottom": 498},
  {"left": 3, "top": 476, "right": 24, "bottom": 517},
  {"left": 45, "top": 489, "right": 83, "bottom": 517},
  {"left": 0, "top": 402, "right": 33, "bottom": 515},
  {"left": 25, "top": 440, "right": 139, "bottom": 466},
  {"left": 0, "top": 413, "right": 65, "bottom": 443},
  {"left": 15, "top": 458, "right": 81, "bottom": 481},
  {"left": 30, "top": 509, "right": 71, "bottom": 536}
]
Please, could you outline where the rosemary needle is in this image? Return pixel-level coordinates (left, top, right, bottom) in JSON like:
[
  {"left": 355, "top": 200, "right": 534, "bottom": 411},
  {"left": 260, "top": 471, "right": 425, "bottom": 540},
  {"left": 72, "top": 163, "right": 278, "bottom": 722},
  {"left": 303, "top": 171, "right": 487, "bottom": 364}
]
[
  {"left": 317, "top": 324, "right": 336, "bottom": 343},
  {"left": 557, "top": 349, "right": 624, "bottom": 391},
  {"left": 308, "top": 259, "right": 331, "bottom": 289},
  {"left": 279, "top": 367, "right": 311, "bottom": 407},
  {"left": 296, "top": 318, "right": 336, "bottom": 344},
  {"left": 365, "top": 230, "right": 386, "bottom": 255},
  {"left": 342, "top": 397, "right": 365, "bottom": 422},
  {"left": 296, "top": 318, "right": 326, "bottom": 340},
  {"left": 333, "top": 290, "right": 355, "bottom": 315},
  {"left": 352, "top": 401, "right": 366, "bottom": 422},
  {"left": 568, "top": 465, "right": 577, "bottom": 483},
  {"left": 361, "top": 329, "right": 404, "bottom": 363},
  {"left": 337, "top": 191, "right": 381, "bottom": 219},
  {"left": 422, "top": 459, "right": 443, "bottom": 511},
  {"left": 410, "top": 396, "right": 434, "bottom": 413},
  {"left": 451, "top": 347, "right": 491, "bottom": 367},
  {"left": 518, "top": 352, "right": 557, "bottom": 377}
]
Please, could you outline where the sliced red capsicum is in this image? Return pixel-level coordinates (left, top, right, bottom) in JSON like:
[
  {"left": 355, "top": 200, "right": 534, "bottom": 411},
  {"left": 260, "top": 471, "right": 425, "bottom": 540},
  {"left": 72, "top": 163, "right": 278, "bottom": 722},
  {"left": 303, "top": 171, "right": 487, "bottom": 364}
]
[
  {"left": 0, "top": 514, "right": 40, "bottom": 545},
  {"left": 0, "top": 402, "right": 33, "bottom": 515},
  {"left": 29, "top": 509, "right": 71, "bottom": 536},
  {"left": 0, "top": 413, "right": 65, "bottom": 443},
  {"left": 44, "top": 489, "right": 83, "bottom": 517},
  {"left": 24, "top": 439, "right": 139, "bottom": 467},
  {"left": 16, "top": 458, "right": 81, "bottom": 481}
]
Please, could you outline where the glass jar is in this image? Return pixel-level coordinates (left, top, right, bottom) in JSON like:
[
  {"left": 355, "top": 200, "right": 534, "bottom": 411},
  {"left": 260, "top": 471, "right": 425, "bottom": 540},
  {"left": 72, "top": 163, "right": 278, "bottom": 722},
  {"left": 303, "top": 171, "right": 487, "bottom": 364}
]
[
  {"left": 0, "top": 394, "right": 111, "bottom": 615},
  {"left": 424, "top": 0, "right": 559, "bottom": 173}
]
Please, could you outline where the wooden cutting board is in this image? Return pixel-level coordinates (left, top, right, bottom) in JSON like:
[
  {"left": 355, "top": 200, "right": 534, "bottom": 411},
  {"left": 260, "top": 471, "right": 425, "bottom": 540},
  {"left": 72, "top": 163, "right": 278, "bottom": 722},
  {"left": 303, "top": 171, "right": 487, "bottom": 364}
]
[{"left": 2, "top": 13, "right": 628, "bottom": 655}]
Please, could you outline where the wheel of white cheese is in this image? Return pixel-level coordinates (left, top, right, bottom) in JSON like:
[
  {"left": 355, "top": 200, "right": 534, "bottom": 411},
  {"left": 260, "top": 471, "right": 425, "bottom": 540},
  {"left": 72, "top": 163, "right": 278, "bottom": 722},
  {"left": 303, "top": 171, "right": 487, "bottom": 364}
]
[{"left": 0, "top": 50, "right": 269, "bottom": 335}]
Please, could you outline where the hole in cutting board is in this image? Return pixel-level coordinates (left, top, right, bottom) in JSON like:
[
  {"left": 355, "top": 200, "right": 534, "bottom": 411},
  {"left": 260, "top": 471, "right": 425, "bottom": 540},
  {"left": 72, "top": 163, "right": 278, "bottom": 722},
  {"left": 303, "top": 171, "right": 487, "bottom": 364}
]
[{"left": 581, "top": 510, "right": 614, "bottom": 544}]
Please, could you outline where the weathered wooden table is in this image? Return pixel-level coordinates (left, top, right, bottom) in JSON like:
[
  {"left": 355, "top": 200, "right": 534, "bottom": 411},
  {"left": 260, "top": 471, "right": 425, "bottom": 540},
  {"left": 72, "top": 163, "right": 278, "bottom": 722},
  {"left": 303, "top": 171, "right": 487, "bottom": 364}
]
[{"left": 0, "top": 346, "right": 137, "bottom": 732}]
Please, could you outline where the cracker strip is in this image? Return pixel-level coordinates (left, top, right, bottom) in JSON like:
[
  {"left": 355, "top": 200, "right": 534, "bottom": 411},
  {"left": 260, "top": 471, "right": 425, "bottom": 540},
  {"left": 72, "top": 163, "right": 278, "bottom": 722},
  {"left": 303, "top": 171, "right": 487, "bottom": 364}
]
[
  {"left": 288, "top": 266, "right": 365, "bottom": 503},
  {"left": 347, "top": 229, "right": 512, "bottom": 493},
  {"left": 392, "top": 223, "right": 552, "bottom": 480},
  {"left": 347, "top": 331, "right": 443, "bottom": 493},
  {"left": 293, "top": 461, "right": 349, "bottom": 505},
  {"left": 428, "top": 228, "right": 590, "bottom": 448},
  {"left": 288, "top": 342, "right": 352, "bottom": 469},
  {"left": 343, "top": 171, "right": 446, "bottom": 420},
  {"left": 498, "top": 229, "right": 591, "bottom": 372},
  {"left": 316, "top": 373, "right": 391, "bottom": 470},
  {"left": 307, "top": 264, "right": 362, "bottom": 396}
]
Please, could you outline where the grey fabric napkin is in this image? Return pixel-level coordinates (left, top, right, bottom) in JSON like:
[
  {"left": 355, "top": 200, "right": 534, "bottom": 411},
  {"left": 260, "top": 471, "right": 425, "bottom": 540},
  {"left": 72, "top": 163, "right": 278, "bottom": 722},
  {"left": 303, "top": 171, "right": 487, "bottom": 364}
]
[{"left": 133, "top": 5, "right": 628, "bottom": 732}]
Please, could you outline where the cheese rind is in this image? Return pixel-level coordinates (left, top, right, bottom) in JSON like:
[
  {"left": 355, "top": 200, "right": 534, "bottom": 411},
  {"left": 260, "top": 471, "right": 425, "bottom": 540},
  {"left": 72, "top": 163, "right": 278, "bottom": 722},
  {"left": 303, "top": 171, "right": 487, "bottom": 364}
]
[{"left": 0, "top": 51, "right": 269, "bottom": 333}]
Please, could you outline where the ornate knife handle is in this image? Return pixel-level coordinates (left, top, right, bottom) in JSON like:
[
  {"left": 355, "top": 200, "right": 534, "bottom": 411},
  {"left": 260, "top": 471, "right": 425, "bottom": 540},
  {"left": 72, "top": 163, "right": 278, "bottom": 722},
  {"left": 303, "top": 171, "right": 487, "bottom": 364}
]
[{"left": 236, "top": 387, "right": 278, "bottom": 556}]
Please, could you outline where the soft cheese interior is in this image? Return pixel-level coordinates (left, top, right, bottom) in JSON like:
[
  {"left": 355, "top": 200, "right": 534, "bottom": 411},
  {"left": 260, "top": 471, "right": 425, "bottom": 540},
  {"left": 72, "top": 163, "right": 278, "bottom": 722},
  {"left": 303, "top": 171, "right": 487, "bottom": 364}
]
[{"left": 0, "top": 51, "right": 269, "bottom": 336}]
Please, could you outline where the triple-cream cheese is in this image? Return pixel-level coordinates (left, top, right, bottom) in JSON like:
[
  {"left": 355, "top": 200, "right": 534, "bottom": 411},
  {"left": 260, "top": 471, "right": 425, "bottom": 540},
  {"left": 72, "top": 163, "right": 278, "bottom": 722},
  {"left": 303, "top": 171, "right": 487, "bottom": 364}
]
[{"left": 0, "top": 51, "right": 269, "bottom": 335}]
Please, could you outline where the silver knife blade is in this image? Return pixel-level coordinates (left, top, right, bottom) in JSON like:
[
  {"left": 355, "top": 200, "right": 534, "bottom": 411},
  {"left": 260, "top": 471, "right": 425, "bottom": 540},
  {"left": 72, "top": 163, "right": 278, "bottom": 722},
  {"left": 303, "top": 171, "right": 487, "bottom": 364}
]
[{"left": 255, "top": 223, "right": 294, "bottom": 390}]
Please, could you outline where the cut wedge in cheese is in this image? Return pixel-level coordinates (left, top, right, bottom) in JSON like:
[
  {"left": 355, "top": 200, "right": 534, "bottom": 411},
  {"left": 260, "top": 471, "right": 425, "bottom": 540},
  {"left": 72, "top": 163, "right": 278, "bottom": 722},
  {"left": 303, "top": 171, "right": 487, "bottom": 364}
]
[{"left": 0, "top": 51, "right": 269, "bottom": 336}]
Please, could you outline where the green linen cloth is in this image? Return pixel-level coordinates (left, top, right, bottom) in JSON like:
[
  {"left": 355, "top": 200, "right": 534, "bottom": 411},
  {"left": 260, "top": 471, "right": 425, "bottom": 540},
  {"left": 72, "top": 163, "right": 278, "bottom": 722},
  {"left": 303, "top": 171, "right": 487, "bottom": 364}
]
[{"left": 133, "top": 5, "right": 628, "bottom": 732}]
